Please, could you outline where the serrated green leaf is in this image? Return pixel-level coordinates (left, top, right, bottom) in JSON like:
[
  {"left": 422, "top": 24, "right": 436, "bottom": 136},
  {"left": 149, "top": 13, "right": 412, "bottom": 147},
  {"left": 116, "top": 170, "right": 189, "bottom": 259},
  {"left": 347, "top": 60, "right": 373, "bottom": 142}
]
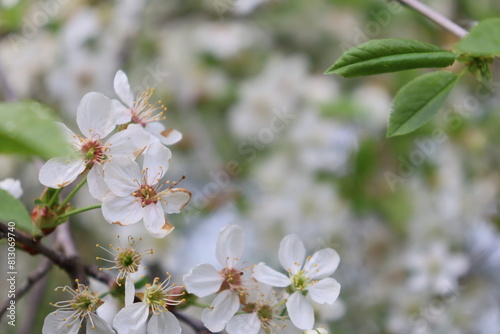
[
  {"left": 457, "top": 18, "right": 500, "bottom": 56},
  {"left": 0, "top": 189, "right": 40, "bottom": 235},
  {"left": 0, "top": 101, "right": 69, "bottom": 159},
  {"left": 325, "top": 39, "right": 456, "bottom": 77},
  {"left": 387, "top": 71, "right": 458, "bottom": 137}
]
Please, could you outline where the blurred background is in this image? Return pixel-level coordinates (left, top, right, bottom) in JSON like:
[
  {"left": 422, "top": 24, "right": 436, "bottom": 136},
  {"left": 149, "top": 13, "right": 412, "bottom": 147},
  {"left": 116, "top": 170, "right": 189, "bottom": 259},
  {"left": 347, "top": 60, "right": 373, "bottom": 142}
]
[{"left": 1, "top": 0, "right": 500, "bottom": 333}]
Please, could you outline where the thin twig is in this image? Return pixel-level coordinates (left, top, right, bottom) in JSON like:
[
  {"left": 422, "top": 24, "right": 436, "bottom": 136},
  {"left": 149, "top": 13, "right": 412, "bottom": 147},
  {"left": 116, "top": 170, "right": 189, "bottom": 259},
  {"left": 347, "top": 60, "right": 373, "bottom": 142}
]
[{"left": 395, "top": 0, "right": 468, "bottom": 38}]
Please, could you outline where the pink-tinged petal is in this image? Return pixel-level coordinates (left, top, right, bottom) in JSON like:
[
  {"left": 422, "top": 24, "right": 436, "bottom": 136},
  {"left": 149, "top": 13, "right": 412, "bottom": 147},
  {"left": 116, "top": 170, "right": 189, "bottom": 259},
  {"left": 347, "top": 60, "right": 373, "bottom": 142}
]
[
  {"left": 42, "top": 310, "right": 80, "bottom": 334},
  {"left": 252, "top": 263, "right": 290, "bottom": 287},
  {"left": 303, "top": 248, "right": 340, "bottom": 280},
  {"left": 102, "top": 195, "right": 143, "bottom": 226},
  {"left": 160, "top": 188, "right": 191, "bottom": 214},
  {"left": 114, "top": 70, "right": 135, "bottom": 108},
  {"left": 201, "top": 290, "right": 240, "bottom": 332},
  {"left": 148, "top": 311, "right": 181, "bottom": 334},
  {"left": 145, "top": 122, "right": 182, "bottom": 145},
  {"left": 183, "top": 263, "right": 223, "bottom": 297},
  {"left": 103, "top": 157, "right": 141, "bottom": 197},
  {"left": 226, "top": 313, "right": 261, "bottom": 334},
  {"left": 106, "top": 124, "right": 149, "bottom": 160},
  {"left": 112, "top": 99, "right": 133, "bottom": 125},
  {"left": 286, "top": 292, "right": 315, "bottom": 330},
  {"left": 77, "top": 92, "right": 115, "bottom": 139},
  {"left": 125, "top": 276, "right": 135, "bottom": 307},
  {"left": 87, "top": 164, "right": 110, "bottom": 201},
  {"left": 143, "top": 142, "right": 171, "bottom": 185},
  {"left": 142, "top": 203, "right": 173, "bottom": 238},
  {"left": 308, "top": 277, "right": 341, "bottom": 305},
  {"left": 216, "top": 224, "right": 244, "bottom": 268},
  {"left": 86, "top": 313, "right": 115, "bottom": 333},
  {"left": 113, "top": 302, "right": 149, "bottom": 334},
  {"left": 279, "top": 234, "right": 306, "bottom": 275},
  {"left": 39, "top": 157, "right": 85, "bottom": 188}
]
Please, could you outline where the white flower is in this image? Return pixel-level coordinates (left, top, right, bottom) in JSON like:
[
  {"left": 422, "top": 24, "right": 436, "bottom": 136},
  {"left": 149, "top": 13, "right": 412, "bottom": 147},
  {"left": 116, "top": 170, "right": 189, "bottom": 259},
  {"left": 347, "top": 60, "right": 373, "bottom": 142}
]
[
  {"left": 304, "top": 328, "right": 328, "bottom": 334},
  {"left": 38, "top": 92, "right": 149, "bottom": 200},
  {"left": 112, "top": 70, "right": 182, "bottom": 145},
  {"left": 102, "top": 142, "right": 191, "bottom": 238},
  {"left": 0, "top": 178, "right": 23, "bottom": 198},
  {"left": 252, "top": 234, "right": 341, "bottom": 330},
  {"left": 42, "top": 281, "right": 115, "bottom": 334},
  {"left": 183, "top": 224, "right": 248, "bottom": 332},
  {"left": 112, "top": 276, "right": 183, "bottom": 334}
]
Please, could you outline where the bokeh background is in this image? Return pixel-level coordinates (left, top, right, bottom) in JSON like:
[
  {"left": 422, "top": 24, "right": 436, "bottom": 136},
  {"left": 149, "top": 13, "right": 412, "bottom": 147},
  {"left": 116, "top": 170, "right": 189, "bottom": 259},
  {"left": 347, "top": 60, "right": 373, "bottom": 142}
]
[{"left": 1, "top": 0, "right": 500, "bottom": 333}]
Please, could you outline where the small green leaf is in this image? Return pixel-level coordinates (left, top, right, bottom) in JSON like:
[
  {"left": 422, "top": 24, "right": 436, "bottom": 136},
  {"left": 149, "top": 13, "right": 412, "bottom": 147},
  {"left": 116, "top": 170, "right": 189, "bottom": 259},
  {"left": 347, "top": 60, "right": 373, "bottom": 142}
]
[
  {"left": 387, "top": 71, "right": 458, "bottom": 137},
  {"left": 457, "top": 18, "right": 500, "bottom": 56},
  {"left": 325, "top": 39, "right": 457, "bottom": 77},
  {"left": 0, "top": 189, "right": 40, "bottom": 235},
  {"left": 0, "top": 101, "right": 69, "bottom": 159}
]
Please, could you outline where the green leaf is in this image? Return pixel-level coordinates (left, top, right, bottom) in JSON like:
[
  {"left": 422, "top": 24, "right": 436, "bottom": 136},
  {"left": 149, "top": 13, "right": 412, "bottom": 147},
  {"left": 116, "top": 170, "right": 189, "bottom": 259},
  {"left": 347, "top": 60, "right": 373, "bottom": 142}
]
[
  {"left": 0, "top": 101, "right": 69, "bottom": 159},
  {"left": 0, "top": 189, "right": 40, "bottom": 235},
  {"left": 456, "top": 18, "right": 500, "bottom": 56},
  {"left": 387, "top": 71, "right": 458, "bottom": 137},
  {"left": 325, "top": 39, "right": 457, "bottom": 77}
]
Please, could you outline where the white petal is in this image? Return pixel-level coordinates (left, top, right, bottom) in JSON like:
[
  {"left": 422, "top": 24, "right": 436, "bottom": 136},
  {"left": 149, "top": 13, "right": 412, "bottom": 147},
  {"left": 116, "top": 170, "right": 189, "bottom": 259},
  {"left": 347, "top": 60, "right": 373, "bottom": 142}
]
[
  {"left": 114, "top": 70, "right": 135, "bottom": 108},
  {"left": 147, "top": 311, "right": 181, "bottom": 334},
  {"left": 0, "top": 178, "right": 23, "bottom": 198},
  {"left": 113, "top": 302, "right": 149, "bottom": 334},
  {"left": 106, "top": 124, "right": 149, "bottom": 159},
  {"left": 183, "top": 263, "right": 224, "bottom": 297},
  {"left": 161, "top": 188, "right": 191, "bottom": 214},
  {"left": 252, "top": 263, "right": 290, "bottom": 287},
  {"left": 216, "top": 224, "right": 245, "bottom": 268},
  {"left": 102, "top": 195, "right": 143, "bottom": 226},
  {"left": 77, "top": 92, "right": 115, "bottom": 139},
  {"left": 201, "top": 290, "right": 240, "bottom": 332},
  {"left": 42, "top": 310, "right": 80, "bottom": 334},
  {"left": 143, "top": 142, "right": 171, "bottom": 185},
  {"left": 56, "top": 122, "right": 80, "bottom": 147},
  {"left": 308, "top": 277, "right": 341, "bottom": 305},
  {"left": 86, "top": 313, "right": 115, "bottom": 333},
  {"left": 103, "top": 157, "right": 141, "bottom": 197},
  {"left": 226, "top": 313, "right": 261, "bottom": 334},
  {"left": 279, "top": 234, "right": 306, "bottom": 275},
  {"left": 125, "top": 276, "right": 135, "bottom": 307},
  {"left": 39, "top": 156, "right": 85, "bottom": 188},
  {"left": 88, "top": 164, "right": 110, "bottom": 201},
  {"left": 112, "top": 99, "right": 132, "bottom": 125},
  {"left": 286, "top": 292, "right": 314, "bottom": 330},
  {"left": 303, "top": 248, "right": 340, "bottom": 280},
  {"left": 142, "top": 203, "right": 173, "bottom": 238},
  {"left": 145, "top": 122, "right": 182, "bottom": 145}
]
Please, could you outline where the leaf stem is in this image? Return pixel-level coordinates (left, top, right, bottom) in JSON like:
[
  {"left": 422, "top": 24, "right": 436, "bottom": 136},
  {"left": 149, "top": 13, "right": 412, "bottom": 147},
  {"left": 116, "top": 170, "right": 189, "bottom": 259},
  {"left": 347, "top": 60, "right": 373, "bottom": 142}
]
[
  {"left": 395, "top": 0, "right": 468, "bottom": 38},
  {"left": 47, "top": 188, "right": 63, "bottom": 208},
  {"left": 56, "top": 204, "right": 102, "bottom": 222},
  {"left": 57, "top": 176, "right": 87, "bottom": 211}
]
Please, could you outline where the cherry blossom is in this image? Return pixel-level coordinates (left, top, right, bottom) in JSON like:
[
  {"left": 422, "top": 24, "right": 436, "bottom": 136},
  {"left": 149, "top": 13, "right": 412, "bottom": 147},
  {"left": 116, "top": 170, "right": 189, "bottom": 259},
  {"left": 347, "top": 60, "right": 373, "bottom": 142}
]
[{"left": 0, "top": 178, "right": 23, "bottom": 198}]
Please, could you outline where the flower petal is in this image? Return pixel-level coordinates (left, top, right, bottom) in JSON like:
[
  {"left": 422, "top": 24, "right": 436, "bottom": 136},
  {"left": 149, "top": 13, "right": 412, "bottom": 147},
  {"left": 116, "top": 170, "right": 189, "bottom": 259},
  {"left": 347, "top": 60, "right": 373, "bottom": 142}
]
[
  {"left": 0, "top": 178, "right": 23, "bottom": 198},
  {"left": 279, "top": 234, "right": 306, "bottom": 275},
  {"left": 102, "top": 195, "right": 143, "bottom": 226},
  {"left": 125, "top": 276, "right": 135, "bottom": 307},
  {"left": 148, "top": 311, "right": 181, "bottom": 334},
  {"left": 161, "top": 188, "right": 191, "bottom": 214},
  {"left": 143, "top": 142, "right": 171, "bottom": 185},
  {"left": 104, "top": 157, "right": 141, "bottom": 197},
  {"left": 39, "top": 156, "right": 85, "bottom": 188},
  {"left": 216, "top": 224, "right": 244, "bottom": 268},
  {"left": 42, "top": 310, "right": 80, "bottom": 334},
  {"left": 88, "top": 164, "right": 110, "bottom": 201},
  {"left": 112, "top": 99, "right": 132, "bottom": 125},
  {"left": 308, "top": 277, "right": 341, "bottom": 305},
  {"left": 201, "top": 290, "right": 240, "bottom": 332},
  {"left": 86, "top": 313, "right": 115, "bottom": 333},
  {"left": 226, "top": 313, "right": 261, "bottom": 334},
  {"left": 56, "top": 122, "right": 80, "bottom": 147},
  {"left": 145, "top": 122, "right": 182, "bottom": 145},
  {"left": 106, "top": 124, "right": 149, "bottom": 160},
  {"left": 77, "top": 92, "right": 115, "bottom": 139},
  {"left": 114, "top": 70, "right": 135, "bottom": 108},
  {"left": 303, "top": 248, "right": 340, "bottom": 280},
  {"left": 142, "top": 203, "right": 173, "bottom": 238},
  {"left": 183, "top": 263, "right": 224, "bottom": 297},
  {"left": 286, "top": 291, "right": 314, "bottom": 330},
  {"left": 252, "top": 263, "right": 290, "bottom": 287},
  {"left": 113, "top": 302, "right": 149, "bottom": 334}
]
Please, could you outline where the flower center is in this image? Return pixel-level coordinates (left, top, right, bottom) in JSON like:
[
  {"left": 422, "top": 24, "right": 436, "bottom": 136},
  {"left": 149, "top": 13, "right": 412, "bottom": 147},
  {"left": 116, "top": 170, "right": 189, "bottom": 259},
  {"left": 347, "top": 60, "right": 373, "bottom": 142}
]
[
  {"left": 80, "top": 139, "right": 106, "bottom": 165},
  {"left": 116, "top": 248, "right": 141, "bottom": 274},
  {"left": 133, "top": 185, "right": 158, "bottom": 207},
  {"left": 143, "top": 277, "right": 184, "bottom": 314},
  {"left": 290, "top": 270, "right": 309, "bottom": 292},
  {"left": 130, "top": 89, "right": 166, "bottom": 126},
  {"left": 257, "top": 304, "right": 273, "bottom": 322},
  {"left": 219, "top": 268, "right": 243, "bottom": 291}
]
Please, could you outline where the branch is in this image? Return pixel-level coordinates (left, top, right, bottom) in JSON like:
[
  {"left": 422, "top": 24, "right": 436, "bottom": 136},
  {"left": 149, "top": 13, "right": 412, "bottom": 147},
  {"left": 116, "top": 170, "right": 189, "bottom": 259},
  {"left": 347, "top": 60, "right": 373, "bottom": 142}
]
[{"left": 395, "top": 0, "right": 468, "bottom": 38}]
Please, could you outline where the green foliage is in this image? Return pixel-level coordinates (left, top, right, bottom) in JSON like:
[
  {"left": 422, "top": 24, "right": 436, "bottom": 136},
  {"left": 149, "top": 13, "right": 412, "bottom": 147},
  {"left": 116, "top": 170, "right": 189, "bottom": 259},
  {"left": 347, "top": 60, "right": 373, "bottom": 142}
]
[
  {"left": 0, "top": 101, "right": 70, "bottom": 159},
  {"left": 325, "top": 39, "right": 456, "bottom": 77},
  {"left": 387, "top": 71, "right": 458, "bottom": 137},
  {"left": 0, "top": 189, "right": 40, "bottom": 235},
  {"left": 456, "top": 18, "right": 500, "bottom": 56}
]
